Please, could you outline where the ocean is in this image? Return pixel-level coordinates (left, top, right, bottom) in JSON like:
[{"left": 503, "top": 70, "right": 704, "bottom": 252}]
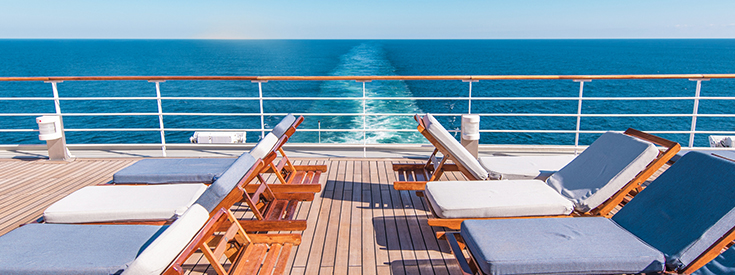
[{"left": 1, "top": 39, "right": 734, "bottom": 146}]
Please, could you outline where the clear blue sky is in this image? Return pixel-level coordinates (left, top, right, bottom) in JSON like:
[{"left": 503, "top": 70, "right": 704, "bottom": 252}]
[{"left": 1, "top": 0, "right": 734, "bottom": 39}]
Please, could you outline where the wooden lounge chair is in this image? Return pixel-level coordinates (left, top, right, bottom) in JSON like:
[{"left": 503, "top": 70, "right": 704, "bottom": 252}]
[
  {"left": 43, "top": 152, "right": 310, "bottom": 232},
  {"left": 392, "top": 114, "right": 573, "bottom": 191},
  {"left": 393, "top": 113, "right": 679, "bottom": 192},
  {"left": 422, "top": 130, "right": 680, "bottom": 229},
  {"left": 0, "top": 204, "right": 300, "bottom": 275},
  {"left": 113, "top": 114, "right": 326, "bottom": 193},
  {"left": 445, "top": 151, "right": 735, "bottom": 275}
]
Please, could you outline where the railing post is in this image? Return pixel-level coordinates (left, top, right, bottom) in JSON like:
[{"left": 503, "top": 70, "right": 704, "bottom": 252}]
[
  {"left": 573, "top": 80, "right": 590, "bottom": 153},
  {"left": 688, "top": 78, "right": 709, "bottom": 148},
  {"left": 462, "top": 80, "right": 479, "bottom": 114},
  {"left": 252, "top": 80, "right": 268, "bottom": 140},
  {"left": 42, "top": 81, "right": 73, "bottom": 161},
  {"left": 150, "top": 80, "right": 167, "bottom": 157},
  {"left": 357, "top": 80, "right": 371, "bottom": 157}
]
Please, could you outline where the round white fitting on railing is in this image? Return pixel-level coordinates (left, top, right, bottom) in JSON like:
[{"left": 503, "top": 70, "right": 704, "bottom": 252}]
[
  {"left": 36, "top": 116, "right": 62, "bottom": 140},
  {"left": 461, "top": 114, "right": 480, "bottom": 141}
]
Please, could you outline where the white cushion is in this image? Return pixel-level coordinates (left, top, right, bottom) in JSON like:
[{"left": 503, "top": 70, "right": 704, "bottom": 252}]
[
  {"left": 44, "top": 184, "right": 207, "bottom": 223},
  {"left": 479, "top": 155, "right": 577, "bottom": 180},
  {"left": 249, "top": 132, "right": 279, "bottom": 159},
  {"left": 546, "top": 132, "right": 659, "bottom": 212},
  {"left": 424, "top": 114, "right": 488, "bottom": 180},
  {"left": 123, "top": 203, "right": 210, "bottom": 275},
  {"left": 425, "top": 180, "right": 575, "bottom": 219}
]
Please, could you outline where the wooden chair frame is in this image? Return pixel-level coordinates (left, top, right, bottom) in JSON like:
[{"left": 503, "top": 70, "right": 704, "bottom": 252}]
[
  {"left": 423, "top": 128, "right": 680, "bottom": 230},
  {"left": 395, "top": 115, "right": 680, "bottom": 192},
  {"left": 165, "top": 207, "right": 301, "bottom": 275},
  {"left": 245, "top": 115, "right": 327, "bottom": 194},
  {"left": 239, "top": 168, "right": 314, "bottom": 232},
  {"left": 393, "top": 114, "right": 467, "bottom": 191}
]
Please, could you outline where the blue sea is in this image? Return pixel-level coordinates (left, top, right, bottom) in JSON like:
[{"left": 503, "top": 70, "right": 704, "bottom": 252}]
[{"left": 1, "top": 39, "right": 734, "bottom": 146}]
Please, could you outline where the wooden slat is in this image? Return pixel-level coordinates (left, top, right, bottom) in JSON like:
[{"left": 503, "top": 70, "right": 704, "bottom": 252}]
[
  {"left": 334, "top": 159, "right": 354, "bottom": 274},
  {"left": 349, "top": 161, "right": 364, "bottom": 274},
  {"left": 319, "top": 160, "right": 346, "bottom": 270}
]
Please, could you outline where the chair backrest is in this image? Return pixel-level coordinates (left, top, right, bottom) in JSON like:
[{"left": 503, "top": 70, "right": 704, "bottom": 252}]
[
  {"left": 612, "top": 151, "right": 735, "bottom": 272},
  {"left": 271, "top": 113, "right": 297, "bottom": 138},
  {"left": 123, "top": 203, "right": 210, "bottom": 274},
  {"left": 422, "top": 114, "right": 489, "bottom": 180},
  {"left": 545, "top": 131, "right": 659, "bottom": 212},
  {"left": 250, "top": 114, "right": 303, "bottom": 160},
  {"left": 249, "top": 133, "right": 280, "bottom": 159},
  {"left": 194, "top": 152, "right": 257, "bottom": 213}
]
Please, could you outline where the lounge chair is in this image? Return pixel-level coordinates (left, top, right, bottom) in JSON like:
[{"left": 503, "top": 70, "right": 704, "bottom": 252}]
[
  {"left": 423, "top": 130, "right": 679, "bottom": 229},
  {"left": 393, "top": 114, "right": 678, "bottom": 191},
  {"left": 0, "top": 203, "right": 300, "bottom": 275},
  {"left": 43, "top": 151, "right": 310, "bottom": 231},
  {"left": 392, "top": 114, "right": 573, "bottom": 191},
  {"left": 43, "top": 152, "right": 258, "bottom": 223},
  {"left": 113, "top": 114, "right": 326, "bottom": 193},
  {"left": 446, "top": 151, "right": 735, "bottom": 275}
]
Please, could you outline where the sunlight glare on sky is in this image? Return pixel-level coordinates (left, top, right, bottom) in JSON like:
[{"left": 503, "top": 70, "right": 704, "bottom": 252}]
[{"left": 0, "top": 0, "right": 734, "bottom": 39}]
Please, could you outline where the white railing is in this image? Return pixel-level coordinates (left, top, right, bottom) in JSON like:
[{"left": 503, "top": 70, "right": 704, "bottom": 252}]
[{"left": 1, "top": 74, "right": 734, "bottom": 156}]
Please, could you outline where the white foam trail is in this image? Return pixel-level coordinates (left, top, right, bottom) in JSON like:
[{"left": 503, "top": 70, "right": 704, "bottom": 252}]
[{"left": 310, "top": 43, "right": 424, "bottom": 144}]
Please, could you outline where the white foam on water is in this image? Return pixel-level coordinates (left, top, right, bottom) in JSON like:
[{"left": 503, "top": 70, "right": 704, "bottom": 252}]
[{"left": 309, "top": 43, "right": 424, "bottom": 144}]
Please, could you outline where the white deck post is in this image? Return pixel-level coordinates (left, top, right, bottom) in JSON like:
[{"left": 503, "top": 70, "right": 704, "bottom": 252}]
[
  {"left": 43, "top": 81, "right": 73, "bottom": 161},
  {"left": 357, "top": 80, "right": 371, "bottom": 157},
  {"left": 688, "top": 78, "right": 709, "bottom": 148},
  {"left": 253, "top": 80, "right": 268, "bottom": 140},
  {"left": 150, "top": 80, "right": 167, "bottom": 157},
  {"left": 573, "top": 80, "right": 591, "bottom": 153},
  {"left": 463, "top": 79, "right": 479, "bottom": 114}
]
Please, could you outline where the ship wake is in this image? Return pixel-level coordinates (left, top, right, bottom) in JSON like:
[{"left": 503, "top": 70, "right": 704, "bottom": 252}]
[{"left": 309, "top": 43, "right": 424, "bottom": 144}]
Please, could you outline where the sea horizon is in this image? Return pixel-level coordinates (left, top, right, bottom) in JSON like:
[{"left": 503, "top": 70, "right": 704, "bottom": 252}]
[{"left": 1, "top": 39, "right": 734, "bottom": 146}]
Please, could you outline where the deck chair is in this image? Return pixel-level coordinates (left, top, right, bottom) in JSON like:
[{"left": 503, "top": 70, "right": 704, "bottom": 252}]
[
  {"left": 393, "top": 114, "right": 573, "bottom": 191},
  {"left": 43, "top": 152, "right": 311, "bottom": 231},
  {"left": 446, "top": 151, "right": 735, "bottom": 275},
  {"left": 393, "top": 113, "right": 678, "bottom": 191},
  {"left": 113, "top": 114, "right": 326, "bottom": 193},
  {"left": 0, "top": 204, "right": 300, "bottom": 275},
  {"left": 422, "top": 130, "right": 680, "bottom": 229}
]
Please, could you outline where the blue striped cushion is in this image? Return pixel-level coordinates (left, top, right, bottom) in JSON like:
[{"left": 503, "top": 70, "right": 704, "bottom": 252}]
[
  {"left": 0, "top": 224, "right": 165, "bottom": 275},
  {"left": 460, "top": 218, "right": 665, "bottom": 275},
  {"left": 113, "top": 158, "right": 235, "bottom": 184},
  {"left": 613, "top": 151, "right": 735, "bottom": 271}
]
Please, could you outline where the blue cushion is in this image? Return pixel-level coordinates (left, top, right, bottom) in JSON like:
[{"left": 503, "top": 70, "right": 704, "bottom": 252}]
[
  {"left": 545, "top": 131, "right": 659, "bottom": 212},
  {"left": 0, "top": 223, "right": 166, "bottom": 275},
  {"left": 113, "top": 158, "right": 235, "bottom": 184},
  {"left": 460, "top": 218, "right": 665, "bottom": 275},
  {"left": 671, "top": 150, "right": 735, "bottom": 163},
  {"left": 612, "top": 151, "right": 735, "bottom": 271},
  {"left": 271, "top": 113, "right": 296, "bottom": 138},
  {"left": 194, "top": 153, "right": 257, "bottom": 212}
]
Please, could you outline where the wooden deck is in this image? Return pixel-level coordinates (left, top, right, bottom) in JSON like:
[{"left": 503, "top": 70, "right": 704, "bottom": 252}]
[{"left": 0, "top": 157, "right": 467, "bottom": 274}]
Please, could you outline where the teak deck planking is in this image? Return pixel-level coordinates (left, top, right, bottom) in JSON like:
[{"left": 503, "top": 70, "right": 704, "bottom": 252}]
[{"left": 0, "top": 157, "right": 468, "bottom": 274}]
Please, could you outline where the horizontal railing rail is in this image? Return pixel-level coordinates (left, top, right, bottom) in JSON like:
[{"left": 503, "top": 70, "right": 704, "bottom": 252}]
[
  {"left": 1, "top": 74, "right": 734, "bottom": 157},
  {"left": 2, "top": 74, "right": 735, "bottom": 82}
]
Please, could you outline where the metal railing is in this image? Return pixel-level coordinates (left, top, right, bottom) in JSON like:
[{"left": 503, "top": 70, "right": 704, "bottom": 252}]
[{"left": 1, "top": 74, "right": 735, "bottom": 156}]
